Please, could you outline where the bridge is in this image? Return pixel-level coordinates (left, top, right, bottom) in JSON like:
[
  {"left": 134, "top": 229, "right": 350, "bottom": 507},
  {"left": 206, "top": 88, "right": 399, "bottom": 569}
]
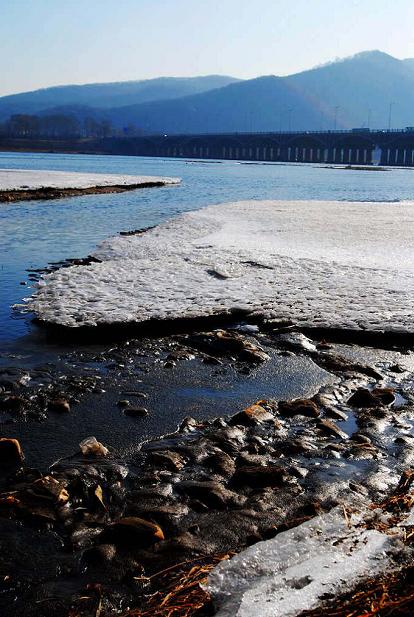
[{"left": 103, "top": 129, "right": 414, "bottom": 166}]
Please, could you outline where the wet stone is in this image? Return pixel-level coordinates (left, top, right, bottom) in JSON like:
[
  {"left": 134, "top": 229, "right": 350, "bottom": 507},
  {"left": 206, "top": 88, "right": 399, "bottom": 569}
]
[
  {"left": 229, "top": 401, "right": 276, "bottom": 426},
  {"left": 316, "top": 419, "right": 348, "bottom": 440},
  {"left": 48, "top": 398, "right": 70, "bottom": 413},
  {"left": 232, "top": 464, "right": 290, "bottom": 488},
  {"left": 176, "top": 480, "right": 245, "bottom": 509},
  {"left": 204, "top": 450, "right": 236, "bottom": 477},
  {"left": 372, "top": 387, "right": 396, "bottom": 406},
  {"left": 101, "top": 516, "right": 164, "bottom": 548},
  {"left": 278, "top": 399, "right": 320, "bottom": 418},
  {"left": 0, "top": 395, "right": 25, "bottom": 412},
  {"left": 124, "top": 407, "right": 149, "bottom": 417},
  {"left": 348, "top": 388, "right": 384, "bottom": 408},
  {"left": 147, "top": 450, "right": 185, "bottom": 471},
  {"left": 0, "top": 438, "right": 24, "bottom": 466}
]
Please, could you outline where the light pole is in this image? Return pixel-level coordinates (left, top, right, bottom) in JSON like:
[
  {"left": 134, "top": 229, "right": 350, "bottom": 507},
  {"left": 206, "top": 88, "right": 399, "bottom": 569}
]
[
  {"left": 367, "top": 108, "right": 372, "bottom": 129},
  {"left": 288, "top": 108, "right": 293, "bottom": 132},
  {"left": 388, "top": 102, "right": 394, "bottom": 131},
  {"left": 334, "top": 106, "right": 340, "bottom": 130}
]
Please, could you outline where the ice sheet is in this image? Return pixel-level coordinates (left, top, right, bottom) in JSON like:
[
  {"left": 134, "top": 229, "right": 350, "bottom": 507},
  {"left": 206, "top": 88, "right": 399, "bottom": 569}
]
[
  {"left": 0, "top": 168, "right": 180, "bottom": 191},
  {"left": 27, "top": 200, "right": 414, "bottom": 330}
]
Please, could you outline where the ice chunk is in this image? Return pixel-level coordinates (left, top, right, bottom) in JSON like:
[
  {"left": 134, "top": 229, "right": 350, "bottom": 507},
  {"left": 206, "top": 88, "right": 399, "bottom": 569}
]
[
  {"left": 79, "top": 436, "right": 109, "bottom": 457},
  {"left": 206, "top": 507, "right": 404, "bottom": 617}
]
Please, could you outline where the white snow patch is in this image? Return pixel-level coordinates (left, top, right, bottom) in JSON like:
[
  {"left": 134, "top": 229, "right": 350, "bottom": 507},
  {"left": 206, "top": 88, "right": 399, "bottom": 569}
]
[
  {"left": 206, "top": 506, "right": 404, "bottom": 617},
  {"left": 27, "top": 200, "right": 414, "bottom": 330},
  {"left": 0, "top": 168, "right": 180, "bottom": 191}
]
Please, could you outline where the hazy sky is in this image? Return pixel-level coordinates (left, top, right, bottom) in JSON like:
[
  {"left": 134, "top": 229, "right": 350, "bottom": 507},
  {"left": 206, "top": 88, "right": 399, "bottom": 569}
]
[{"left": 1, "top": 0, "right": 414, "bottom": 96}]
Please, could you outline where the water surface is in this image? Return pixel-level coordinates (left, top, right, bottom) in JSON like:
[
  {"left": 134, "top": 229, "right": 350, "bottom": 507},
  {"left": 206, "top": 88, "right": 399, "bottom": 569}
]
[{"left": 1, "top": 152, "right": 414, "bottom": 357}]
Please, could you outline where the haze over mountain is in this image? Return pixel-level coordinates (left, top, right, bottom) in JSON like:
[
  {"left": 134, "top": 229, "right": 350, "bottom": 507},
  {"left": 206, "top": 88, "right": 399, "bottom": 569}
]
[
  {"left": 0, "top": 75, "right": 240, "bottom": 121},
  {"left": 2, "top": 51, "right": 414, "bottom": 134}
]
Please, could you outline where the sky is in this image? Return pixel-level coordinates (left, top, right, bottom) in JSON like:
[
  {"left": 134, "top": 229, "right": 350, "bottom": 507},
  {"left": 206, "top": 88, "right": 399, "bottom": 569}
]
[{"left": 1, "top": 0, "right": 414, "bottom": 96}]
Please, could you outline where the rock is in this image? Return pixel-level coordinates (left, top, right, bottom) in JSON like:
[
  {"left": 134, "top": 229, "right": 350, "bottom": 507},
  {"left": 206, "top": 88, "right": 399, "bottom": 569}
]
[
  {"left": 177, "top": 480, "right": 245, "bottom": 508},
  {"left": 324, "top": 407, "right": 348, "bottom": 421},
  {"left": 316, "top": 419, "right": 348, "bottom": 440},
  {"left": 83, "top": 543, "right": 117, "bottom": 566},
  {"left": 278, "top": 399, "right": 320, "bottom": 418},
  {"left": 179, "top": 416, "right": 199, "bottom": 432},
  {"left": 167, "top": 350, "right": 195, "bottom": 362},
  {"left": 79, "top": 436, "right": 109, "bottom": 457},
  {"left": 117, "top": 399, "right": 130, "bottom": 407},
  {"left": 187, "top": 330, "right": 269, "bottom": 363},
  {"left": 372, "top": 387, "right": 396, "bottom": 406},
  {"left": 0, "top": 395, "right": 25, "bottom": 412},
  {"left": 0, "top": 438, "right": 24, "bottom": 465},
  {"left": 230, "top": 401, "right": 275, "bottom": 426},
  {"left": 232, "top": 465, "right": 289, "bottom": 488},
  {"left": 124, "top": 407, "right": 149, "bottom": 417},
  {"left": 347, "top": 388, "right": 383, "bottom": 408},
  {"left": 204, "top": 450, "right": 236, "bottom": 477},
  {"left": 32, "top": 475, "right": 69, "bottom": 504},
  {"left": 317, "top": 355, "right": 383, "bottom": 379},
  {"left": 275, "top": 332, "right": 316, "bottom": 352},
  {"left": 102, "top": 517, "right": 164, "bottom": 548},
  {"left": 147, "top": 450, "right": 185, "bottom": 471},
  {"left": 48, "top": 398, "right": 70, "bottom": 413},
  {"left": 351, "top": 433, "right": 372, "bottom": 444}
]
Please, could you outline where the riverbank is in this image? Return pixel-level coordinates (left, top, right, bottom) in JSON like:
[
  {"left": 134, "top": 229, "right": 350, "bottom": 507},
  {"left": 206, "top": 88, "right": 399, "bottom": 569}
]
[
  {"left": 1, "top": 323, "right": 414, "bottom": 615},
  {"left": 0, "top": 168, "right": 180, "bottom": 202},
  {"left": 2, "top": 175, "right": 414, "bottom": 614}
]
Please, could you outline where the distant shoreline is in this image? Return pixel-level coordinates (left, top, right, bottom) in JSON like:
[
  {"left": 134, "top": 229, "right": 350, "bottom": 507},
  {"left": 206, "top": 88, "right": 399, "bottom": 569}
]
[{"left": 0, "top": 181, "right": 171, "bottom": 202}]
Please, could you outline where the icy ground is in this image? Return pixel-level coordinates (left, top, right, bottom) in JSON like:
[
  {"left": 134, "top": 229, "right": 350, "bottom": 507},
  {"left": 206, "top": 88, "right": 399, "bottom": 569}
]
[
  {"left": 0, "top": 168, "right": 180, "bottom": 191},
  {"left": 27, "top": 200, "right": 414, "bottom": 330},
  {"left": 206, "top": 506, "right": 406, "bottom": 617}
]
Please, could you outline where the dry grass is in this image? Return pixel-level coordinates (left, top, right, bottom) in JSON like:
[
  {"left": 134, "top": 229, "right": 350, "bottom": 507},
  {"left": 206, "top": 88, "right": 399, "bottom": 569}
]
[
  {"left": 298, "top": 566, "right": 414, "bottom": 617},
  {"left": 123, "top": 554, "right": 232, "bottom": 617}
]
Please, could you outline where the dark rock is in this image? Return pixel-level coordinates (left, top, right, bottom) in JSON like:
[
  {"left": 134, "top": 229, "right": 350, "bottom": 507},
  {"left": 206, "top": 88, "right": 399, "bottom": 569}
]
[
  {"left": 147, "top": 450, "right": 185, "bottom": 471},
  {"left": 316, "top": 419, "right": 348, "bottom": 439},
  {"left": 48, "top": 398, "right": 70, "bottom": 413},
  {"left": 0, "top": 438, "right": 24, "bottom": 465},
  {"left": 204, "top": 450, "right": 236, "bottom": 477},
  {"left": 351, "top": 432, "right": 372, "bottom": 444},
  {"left": 102, "top": 517, "right": 164, "bottom": 548},
  {"left": 0, "top": 395, "right": 25, "bottom": 412},
  {"left": 372, "top": 387, "right": 396, "bottom": 405},
  {"left": 347, "top": 388, "right": 383, "bottom": 408},
  {"left": 117, "top": 399, "right": 130, "bottom": 407},
  {"left": 232, "top": 464, "right": 289, "bottom": 488},
  {"left": 124, "top": 407, "right": 149, "bottom": 417},
  {"left": 279, "top": 399, "right": 320, "bottom": 418},
  {"left": 176, "top": 480, "right": 245, "bottom": 508},
  {"left": 323, "top": 407, "right": 348, "bottom": 421}
]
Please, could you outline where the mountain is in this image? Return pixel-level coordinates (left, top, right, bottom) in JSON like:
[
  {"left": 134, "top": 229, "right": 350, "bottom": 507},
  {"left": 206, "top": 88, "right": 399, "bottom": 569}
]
[
  {"left": 2, "top": 51, "right": 414, "bottom": 134},
  {"left": 0, "top": 75, "right": 240, "bottom": 121},
  {"left": 100, "top": 51, "right": 414, "bottom": 134}
]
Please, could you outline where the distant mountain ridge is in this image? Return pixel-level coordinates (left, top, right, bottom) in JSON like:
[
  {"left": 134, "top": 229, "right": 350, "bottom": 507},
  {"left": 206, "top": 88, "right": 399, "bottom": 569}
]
[
  {"left": 0, "top": 75, "right": 240, "bottom": 120},
  {"left": 2, "top": 51, "right": 414, "bottom": 134}
]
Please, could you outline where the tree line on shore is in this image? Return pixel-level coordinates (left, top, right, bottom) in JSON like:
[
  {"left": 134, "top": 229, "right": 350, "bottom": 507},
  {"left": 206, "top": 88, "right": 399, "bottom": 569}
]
[{"left": 0, "top": 114, "right": 141, "bottom": 139}]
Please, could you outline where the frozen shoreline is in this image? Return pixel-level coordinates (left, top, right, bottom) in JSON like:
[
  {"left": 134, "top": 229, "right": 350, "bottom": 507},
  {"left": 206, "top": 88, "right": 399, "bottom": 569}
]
[
  {"left": 0, "top": 168, "right": 180, "bottom": 201},
  {"left": 27, "top": 199, "right": 414, "bottom": 332}
]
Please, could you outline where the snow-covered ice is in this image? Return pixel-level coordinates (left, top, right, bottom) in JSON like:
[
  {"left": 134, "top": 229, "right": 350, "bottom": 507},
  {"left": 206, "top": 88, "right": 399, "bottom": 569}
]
[
  {"left": 206, "top": 506, "right": 404, "bottom": 617},
  {"left": 0, "top": 168, "right": 180, "bottom": 191},
  {"left": 27, "top": 200, "right": 414, "bottom": 331}
]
